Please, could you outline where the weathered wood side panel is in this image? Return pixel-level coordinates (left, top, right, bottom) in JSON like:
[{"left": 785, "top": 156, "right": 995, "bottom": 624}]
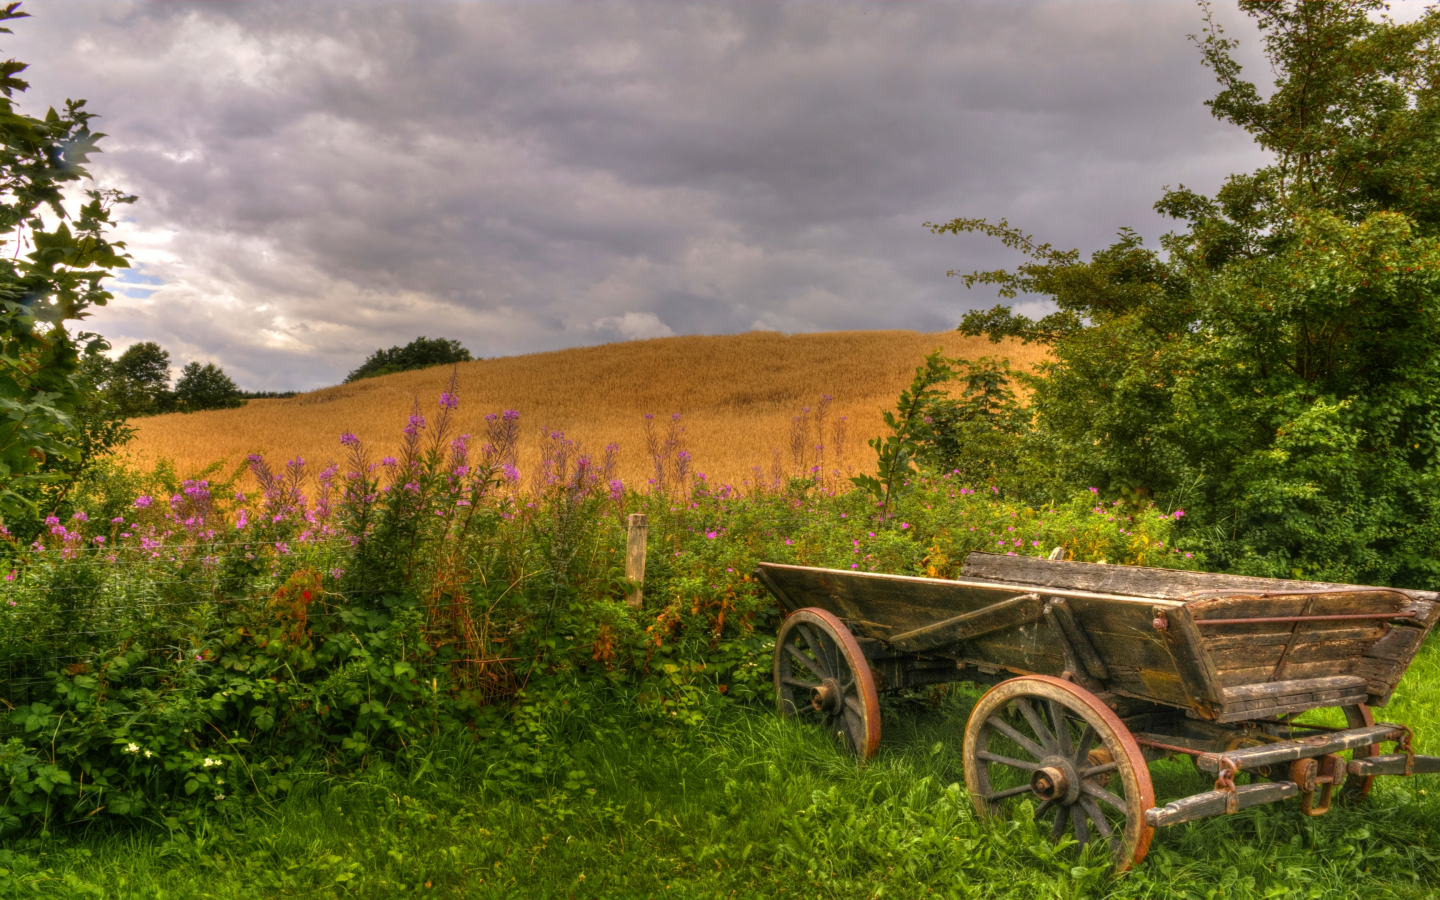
[
  {"left": 756, "top": 564, "right": 1043, "bottom": 640},
  {"left": 888, "top": 593, "right": 1043, "bottom": 653},
  {"left": 755, "top": 563, "right": 1205, "bottom": 711},
  {"left": 1358, "top": 626, "right": 1430, "bottom": 705},
  {"left": 961, "top": 552, "right": 1440, "bottom": 621},
  {"left": 1186, "top": 589, "right": 1428, "bottom": 701}
]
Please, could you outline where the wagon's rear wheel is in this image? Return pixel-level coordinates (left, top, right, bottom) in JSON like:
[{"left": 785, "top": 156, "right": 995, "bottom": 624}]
[
  {"left": 1340, "top": 704, "right": 1379, "bottom": 800},
  {"left": 964, "top": 675, "right": 1154, "bottom": 872},
  {"left": 774, "top": 608, "right": 881, "bottom": 761}
]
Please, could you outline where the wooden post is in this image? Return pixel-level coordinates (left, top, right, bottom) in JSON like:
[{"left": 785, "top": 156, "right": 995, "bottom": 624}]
[{"left": 626, "top": 513, "right": 648, "bottom": 608}]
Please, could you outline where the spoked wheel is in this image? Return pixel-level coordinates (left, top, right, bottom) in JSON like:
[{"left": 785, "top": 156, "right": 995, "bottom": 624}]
[
  {"left": 964, "top": 675, "right": 1154, "bottom": 872},
  {"left": 774, "top": 608, "right": 881, "bottom": 761},
  {"left": 1341, "top": 704, "right": 1379, "bottom": 800}
]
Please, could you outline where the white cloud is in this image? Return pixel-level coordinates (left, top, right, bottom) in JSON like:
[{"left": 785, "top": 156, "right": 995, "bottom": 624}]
[{"left": 592, "top": 312, "right": 676, "bottom": 342}]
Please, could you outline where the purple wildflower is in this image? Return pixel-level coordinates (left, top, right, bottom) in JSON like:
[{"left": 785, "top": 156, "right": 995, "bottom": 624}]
[
  {"left": 133, "top": 496, "right": 153, "bottom": 509},
  {"left": 340, "top": 432, "right": 361, "bottom": 447}
]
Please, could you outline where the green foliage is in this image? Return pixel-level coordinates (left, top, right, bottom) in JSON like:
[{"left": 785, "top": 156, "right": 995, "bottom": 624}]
[
  {"left": 0, "top": 3, "right": 134, "bottom": 518},
  {"left": 931, "top": 1, "right": 1440, "bottom": 586},
  {"left": 173, "top": 361, "right": 243, "bottom": 413},
  {"left": 850, "top": 350, "right": 955, "bottom": 520},
  {"left": 105, "top": 341, "right": 173, "bottom": 417},
  {"left": 344, "top": 336, "right": 472, "bottom": 384}
]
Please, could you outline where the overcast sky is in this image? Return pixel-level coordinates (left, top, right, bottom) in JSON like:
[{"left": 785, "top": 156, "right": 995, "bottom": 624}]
[{"left": 14, "top": 0, "right": 1286, "bottom": 390}]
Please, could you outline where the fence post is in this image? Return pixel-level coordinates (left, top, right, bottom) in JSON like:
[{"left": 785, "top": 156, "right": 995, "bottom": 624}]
[{"left": 626, "top": 513, "right": 648, "bottom": 608}]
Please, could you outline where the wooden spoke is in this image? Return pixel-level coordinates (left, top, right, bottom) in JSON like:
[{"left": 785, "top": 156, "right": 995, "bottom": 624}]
[
  {"left": 1081, "top": 780, "right": 1128, "bottom": 812},
  {"left": 784, "top": 644, "right": 826, "bottom": 680},
  {"left": 780, "top": 675, "right": 820, "bottom": 689},
  {"left": 1050, "top": 805, "right": 1068, "bottom": 842},
  {"left": 1080, "top": 761, "right": 1119, "bottom": 778},
  {"left": 1071, "top": 806, "right": 1089, "bottom": 849},
  {"left": 975, "top": 750, "right": 1040, "bottom": 771},
  {"left": 986, "top": 783, "right": 1036, "bottom": 802},
  {"left": 965, "top": 675, "right": 1154, "bottom": 872},
  {"left": 1072, "top": 723, "right": 1097, "bottom": 765},
  {"left": 1015, "top": 698, "right": 1056, "bottom": 751},
  {"left": 985, "top": 716, "right": 1049, "bottom": 761},
  {"left": 1080, "top": 797, "right": 1112, "bottom": 839},
  {"left": 1035, "top": 799, "right": 1054, "bottom": 822},
  {"left": 1049, "top": 699, "right": 1073, "bottom": 757}
]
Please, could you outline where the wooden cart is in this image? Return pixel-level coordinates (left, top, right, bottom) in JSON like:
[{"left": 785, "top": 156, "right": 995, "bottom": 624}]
[{"left": 755, "top": 552, "right": 1440, "bottom": 870}]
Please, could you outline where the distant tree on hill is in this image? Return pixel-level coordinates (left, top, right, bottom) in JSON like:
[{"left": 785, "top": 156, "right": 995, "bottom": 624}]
[
  {"left": 174, "top": 361, "right": 244, "bottom": 412},
  {"left": 345, "top": 336, "right": 472, "bottom": 383},
  {"left": 108, "top": 341, "right": 175, "bottom": 417}
]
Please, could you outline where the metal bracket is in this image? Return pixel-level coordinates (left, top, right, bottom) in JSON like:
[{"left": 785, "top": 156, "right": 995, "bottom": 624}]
[
  {"left": 1292, "top": 753, "right": 1344, "bottom": 816},
  {"left": 1214, "top": 759, "right": 1240, "bottom": 814}
]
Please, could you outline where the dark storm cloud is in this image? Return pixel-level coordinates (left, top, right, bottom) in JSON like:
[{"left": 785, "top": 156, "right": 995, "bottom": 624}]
[{"left": 13, "top": 1, "right": 1269, "bottom": 389}]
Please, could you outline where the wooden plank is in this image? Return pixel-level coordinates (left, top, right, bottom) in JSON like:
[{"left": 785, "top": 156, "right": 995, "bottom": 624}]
[
  {"left": 1217, "top": 692, "right": 1371, "bottom": 722},
  {"left": 1145, "top": 782, "right": 1298, "bottom": 828},
  {"left": 753, "top": 563, "right": 1174, "bottom": 641},
  {"left": 1204, "top": 624, "right": 1385, "bottom": 650},
  {"left": 1046, "top": 597, "right": 1111, "bottom": 680},
  {"left": 1162, "top": 604, "right": 1226, "bottom": 713},
  {"left": 1364, "top": 626, "right": 1426, "bottom": 662},
  {"left": 1189, "top": 590, "right": 1408, "bottom": 623},
  {"left": 1348, "top": 754, "right": 1440, "bottom": 777},
  {"left": 625, "top": 513, "right": 648, "bottom": 608},
  {"left": 960, "top": 552, "right": 1440, "bottom": 606},
  {"left": 888, "top": 593, "right": 1043, "bottom": 653},
  {"left": 1215, "top": 659, "right": 1357, "bottom": 688},
  {"left": 1196, "top": 725, "right": 1401, "bottom": 772},
  {"left": 1220, "top": 675, "right": 1367, "bottom": 704}
]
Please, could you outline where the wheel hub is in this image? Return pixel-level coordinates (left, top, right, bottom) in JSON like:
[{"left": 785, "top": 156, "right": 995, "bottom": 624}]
[
  {"left": 810, "top": 678, "right": 843, "bottom": 715},
  {"left": 1031, "top": 756, "right": 1082, "bottom": 804}
]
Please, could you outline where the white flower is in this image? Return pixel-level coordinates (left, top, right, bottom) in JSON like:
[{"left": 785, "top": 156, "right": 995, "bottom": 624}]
[
  {"left": 125, "top": 743, "right": 139, "bottom": 754},
  {"left": 202, "top": 757, "right": 219, "bottom": 768},
  {"left": 143, "top": 749, "right": 154, "bottom": 758},
  {"left": 214, "top": 793, "right": 225, "bottom": 801}
]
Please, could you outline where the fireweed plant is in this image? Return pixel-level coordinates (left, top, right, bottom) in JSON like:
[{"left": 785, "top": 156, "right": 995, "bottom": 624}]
[{"left": 0, "top": 377, "right": 1195, "bottom": 834}]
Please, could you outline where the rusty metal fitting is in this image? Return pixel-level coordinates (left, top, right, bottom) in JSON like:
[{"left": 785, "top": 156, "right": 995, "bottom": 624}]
[{"left": 1214, "top": 759, "right": 1240, "bottom": 814}]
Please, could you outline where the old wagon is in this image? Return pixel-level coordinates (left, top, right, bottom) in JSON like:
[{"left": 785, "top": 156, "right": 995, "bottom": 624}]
[{"left": 755, "top": 551, "right": 1440, "bottom": 870}]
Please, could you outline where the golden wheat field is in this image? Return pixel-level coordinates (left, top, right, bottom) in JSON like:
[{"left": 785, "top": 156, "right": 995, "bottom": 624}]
[{"left": 124, "top": 330, "right": 1046, "bottom": 489}]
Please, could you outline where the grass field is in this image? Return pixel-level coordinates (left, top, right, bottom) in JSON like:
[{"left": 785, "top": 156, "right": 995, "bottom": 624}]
[
  {"left": 123, "top": 330, "right": 1045, "bottom": 487},
  {"left": 9, "top": 637, "right": 1438, "bottom": 899}
]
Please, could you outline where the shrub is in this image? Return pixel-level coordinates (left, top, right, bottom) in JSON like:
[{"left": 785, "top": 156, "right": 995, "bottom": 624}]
[{"left": 344, "top": 337, "right": 472, "bottom": 383}]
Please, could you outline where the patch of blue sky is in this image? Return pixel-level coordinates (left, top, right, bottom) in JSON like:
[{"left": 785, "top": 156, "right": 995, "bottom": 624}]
[{"left": 111, "top": 266, "right": 162, "bottom": 299}]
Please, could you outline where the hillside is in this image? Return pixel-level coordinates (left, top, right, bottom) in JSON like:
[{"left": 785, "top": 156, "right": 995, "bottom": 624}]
[{"left": 124, "top": 330, "right": 1045, "bottom": 489}]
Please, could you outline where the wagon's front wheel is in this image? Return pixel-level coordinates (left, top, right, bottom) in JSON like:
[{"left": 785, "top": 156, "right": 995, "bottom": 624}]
[
  {"left": 964, "top": 675, "right": 1154, "bottom": 872},
  {"left": 774, "top": 608, "right": 881, "bottom": 761}
]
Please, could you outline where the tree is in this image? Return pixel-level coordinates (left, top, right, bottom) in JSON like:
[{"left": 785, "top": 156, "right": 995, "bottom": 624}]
[
  {"left": 174, "top": 361, "right": 244, "bottom": 412},
  {"left": 931, "top": 0, "right": 1440, "bottom": 587},
  {"left": 344, "top": 336, "right": 472, "bottom": 383},
  {"left": 0, "top": 2, "right": 134, "bottom": 519},
  {"left": 107, "top": 340, "right": 173, "bottom": 416}
]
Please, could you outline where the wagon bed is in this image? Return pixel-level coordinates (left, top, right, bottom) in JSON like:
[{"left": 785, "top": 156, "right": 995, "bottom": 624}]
[{"left": 756, "top": 552, "right": 1440, "bottom": 870}]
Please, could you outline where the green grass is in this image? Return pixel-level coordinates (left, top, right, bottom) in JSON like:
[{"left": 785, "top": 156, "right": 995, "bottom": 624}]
[{"left": 6, "top": 639, "right": 1439, "bottom": 899}]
